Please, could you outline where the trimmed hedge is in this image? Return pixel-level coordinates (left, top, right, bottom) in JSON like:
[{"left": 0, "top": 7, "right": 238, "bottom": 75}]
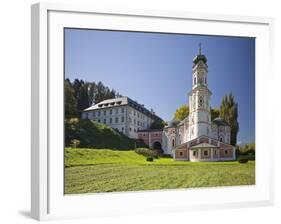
[
  {"left": 238, "top": 158, "right": 249, "bottom": 163},
  {"left": 134, "top": 148, "right": 157, "bottom": 158}
]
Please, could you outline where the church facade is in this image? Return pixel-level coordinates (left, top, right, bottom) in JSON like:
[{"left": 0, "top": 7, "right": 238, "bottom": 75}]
[{"left": 161, "top": 48, "right": 236, "bottom": 162}]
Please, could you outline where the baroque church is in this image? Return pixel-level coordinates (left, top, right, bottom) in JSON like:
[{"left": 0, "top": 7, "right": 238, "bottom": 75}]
[
  {"left": 161, "top": 46, "right": 236, "bottom": 161},
  {"left": 82, "top": 45, "right": 236, "bottom": 162}
]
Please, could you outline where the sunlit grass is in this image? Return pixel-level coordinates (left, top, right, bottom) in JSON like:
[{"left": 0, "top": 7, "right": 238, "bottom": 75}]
[{"left": 64, "top": 148, "right": 255, "bottom": 194}]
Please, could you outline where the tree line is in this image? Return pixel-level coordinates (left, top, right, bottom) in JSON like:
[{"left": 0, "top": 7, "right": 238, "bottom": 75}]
[
  {"left": 173, "top": 93, "right": 239, "bottom": 146},
  {"left": 65, "top": 78, "right": 120, "bottom": 118}
]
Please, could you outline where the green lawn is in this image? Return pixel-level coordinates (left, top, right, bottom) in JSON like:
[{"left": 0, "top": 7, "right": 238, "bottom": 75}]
[{"left": 64, "top": 148, "right": 255, "bottom": 194}]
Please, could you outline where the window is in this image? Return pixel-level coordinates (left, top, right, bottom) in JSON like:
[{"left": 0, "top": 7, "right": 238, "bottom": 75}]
[
  {"left": 179, "top": 151, "right": 183, "bottom": 156},
  {"left": 103, "top": 110, "right": 106, "bottom": 116},
  {"left": 198, "top": 95, "right": 204, "bottom": 108},
  {"left": 98, "top": 119, "right": 101, "bottom": 123},
  {"left": 129, "top": 128, "right": 132, "bottom": 131},
  {"left": 115, "top": 117, "right": 119, "bottom": 123},
  {"left": 110, "top": 109, "right": 112, "bottom": 115},
  {"left": 121, "top": 117, "right": 124, "bottom": 123},
  {"left": 194, "top": 77, "right": 197, "bottom": 85},
  {"left": 115, "top": 108, "right": 119, "bottom": 114},
  {"left": 121, "top": 108, "right": 124, "bottom": 113},
  {"left": 93, "top": 111, "right": 96, "bottom": 117},
  {"left": 214, "top": 150, "right": 217, "bottom": 155},
  {"left": 109, "top": 118, "right": 112, "bottom": 124},
  {"left": 143, "top": 134, "right": 146, "bottom": 137},
  {"left": 225, "top": 150, "right": 228, "bottom": 155},
  {"left": 97, "top": 111, "right": 100, "bottom": 116},
  {"left": 220, "top": 137, "right": 223, "bottom": 142},
  {"left": 172, "top": 139, "right": 175, "bottom": 147},
  {"left": 203, "top": 150, "right": 209, "bottom": 156},
  {"left": 193, "top": 151, "right": 197, "bottom": 156},
  {"left": 103, "top": 119, "right": 106, "bottom": 124}
]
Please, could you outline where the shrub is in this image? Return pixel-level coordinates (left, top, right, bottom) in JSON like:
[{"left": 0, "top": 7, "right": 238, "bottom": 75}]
[
  {"left": 70, "top": 139, "right": 80, "bottom": 148},
  {"left": 135, "top": 148, "right": 157, "bottom": 158},
  {"left": 146, "top": 157, "right": 154, "bottom": 162},
  {"left": 238, "top": 158, "right": 248, "bottom": 163},
  {"left": 161, "top": 154, "right": 172, "bottom": 158}
]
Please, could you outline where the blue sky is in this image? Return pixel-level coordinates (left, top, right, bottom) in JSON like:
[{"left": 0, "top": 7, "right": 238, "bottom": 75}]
[{"left": 64, "top": 28, "right": 255, "bottom": 144}]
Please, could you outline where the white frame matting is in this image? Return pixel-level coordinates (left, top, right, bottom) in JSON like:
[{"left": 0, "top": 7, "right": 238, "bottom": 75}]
[{"left": 31, "top": 2, "right": 274, "bottom": 221}]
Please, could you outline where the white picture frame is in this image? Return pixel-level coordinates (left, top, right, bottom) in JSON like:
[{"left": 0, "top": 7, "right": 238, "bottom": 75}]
[{"left": 31, "top": 2, "right": 274, "bottom": 221}]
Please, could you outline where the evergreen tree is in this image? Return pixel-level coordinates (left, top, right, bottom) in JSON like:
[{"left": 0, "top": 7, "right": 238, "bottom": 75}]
[
  {"left": 150, "top": 120, "right": 167, "bottom": 130},
  {"left": 64, "top": 79, "right": 78, "bottom": 118},
  {"left": 64, "top": 78, "right": 119, "bottom": 118},
  {"left": 220, "top": 93, "right": 239, "bottom": 145},
  {"left": 210, "top": 107, "right": 220, "bottom": 121}
]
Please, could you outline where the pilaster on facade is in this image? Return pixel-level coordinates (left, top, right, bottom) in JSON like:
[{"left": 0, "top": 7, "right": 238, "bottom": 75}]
[
  {"left": 148, "top": 133, "right": 151, "bottom": 148},
  {"left": 232, "top": 146, "right": 236, "bottom": 160},
  {"left": 211, "top": 148, "right": 214, "bottom": 160}
]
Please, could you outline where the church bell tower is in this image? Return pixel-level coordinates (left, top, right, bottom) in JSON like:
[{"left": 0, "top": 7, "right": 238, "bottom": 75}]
[{"left": 188, "top": 44, "right": 212, "bottom": 140}]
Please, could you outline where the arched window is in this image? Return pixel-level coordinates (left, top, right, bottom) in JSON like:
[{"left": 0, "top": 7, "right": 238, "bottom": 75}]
[
  {"left": 220, "top": 136, "right": 223, "bottom": 142},
  {"left": 172, "top": 139, "right": 175, "bottom": 147}
]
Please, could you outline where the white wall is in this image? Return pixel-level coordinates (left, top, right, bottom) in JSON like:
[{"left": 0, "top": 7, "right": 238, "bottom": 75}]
[{"left": 0, "top": 0, "right": 280, "bottom": 224}]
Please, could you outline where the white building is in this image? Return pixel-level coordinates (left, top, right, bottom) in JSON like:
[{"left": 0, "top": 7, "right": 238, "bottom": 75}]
[
  {"left": 81, "top": 96, "right": 161, "bottom": 139},
  {"left": 162, "top": 47, "right": 235, "bottom": 161}
]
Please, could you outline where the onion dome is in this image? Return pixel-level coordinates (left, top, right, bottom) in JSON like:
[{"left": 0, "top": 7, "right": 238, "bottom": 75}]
[
  {"left": 167, "top": 118, "right": 180, "bottom": 127},
  {"left": 193, "top": 43, "right": 207, "bottom": 64},
  {"left": 212, "top": 117, "right": 228, "bottom": 126}
]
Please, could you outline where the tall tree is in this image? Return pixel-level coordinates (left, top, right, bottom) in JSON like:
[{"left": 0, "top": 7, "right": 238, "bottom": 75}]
[
  {"left": 65, "top": 78, "right": 120, "bottom": 117},
  {"left": 150, "top": 120, "right": 167, "bottom": 130},
  {"left": 210, "top": 107, "right": 220, "bottom": 121},
  {"left": 64, "top": 79, "right": 78, "bottom": 118},
  {"left": 174, "top": 105, "right": 189, "bottom": 121},
  {"left": 77, "top": 82, "right": 90, "bottom": 111},
  {"left": 220, "top": 93, "right": 239, "bottom": 145}
]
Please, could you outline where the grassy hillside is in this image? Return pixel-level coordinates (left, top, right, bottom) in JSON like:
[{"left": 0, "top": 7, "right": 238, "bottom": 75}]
[
  {"left": 64, "top": 148, "right": 255, "bottom": 194},
  {"left": 65, "top": 118, "right": 144, "bottom": 149},
  {"left": 65, "top": 148, "right": 148, "bottom": 167}
]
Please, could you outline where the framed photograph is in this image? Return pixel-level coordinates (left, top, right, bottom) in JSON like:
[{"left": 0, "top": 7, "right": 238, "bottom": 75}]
[{"left": 31, "top": 2, "right": 274, "bottom": 221}]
